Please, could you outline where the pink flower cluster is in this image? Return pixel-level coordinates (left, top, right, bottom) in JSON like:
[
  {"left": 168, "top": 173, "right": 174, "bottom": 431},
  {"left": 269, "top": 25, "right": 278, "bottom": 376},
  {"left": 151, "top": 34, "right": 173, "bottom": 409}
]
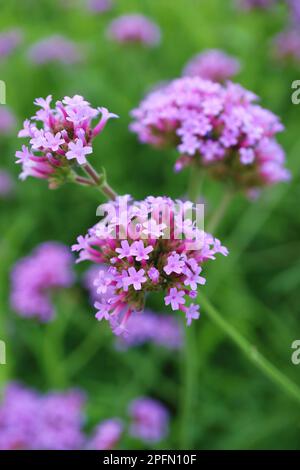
[
  {"left": 73, "top": 195, "right": 228, "bottom": 336},
  {"left": 10, "top": 242, "right": 74, "bottom": 322},
  {"left": 0, "top": 28, "right": 22, "bottom": 59},
  {"left": 0, "top": 383, "right": 85, "bottom": 450},
  {"left": 129, "top": 397, "right": 169, "bottom": 443},
  {"left": 15, "top": 94, "right": 117, "bottom": 187},
  {"left": 27, "top": 35, "right": 82, "bottom": 65},
  {"left": 183, "top": 49, "right": 241, "bottom": 83},
  {"left": 106, "top": 14, "right": 161, "bottom": 46},
  {"left": 84, "top": 266, "right": 183, "bottom": 349},
  {"left": 130, "top": 77, "right": 290, "bottom": 191}
]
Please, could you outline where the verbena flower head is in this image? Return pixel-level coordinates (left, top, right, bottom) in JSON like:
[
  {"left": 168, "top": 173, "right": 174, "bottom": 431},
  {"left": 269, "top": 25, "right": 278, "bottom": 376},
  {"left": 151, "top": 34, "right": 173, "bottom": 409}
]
[
  {"left": 0, "top": 28, "right": 22, "bottom": 59},
  {"left": 183, "top": 49, "right": 241, "bottom": 83},
  {"left": 10, "top": 242, "right": 74, "bottom": 322},
  {"left": 27, "top": 35, "right": 82, "bottom": 65},
  {"left": 0, "top": 170, "right": 14, "bottom": 198},
  {"left": 272, "top": 29, "right": 300, "bottom": 63},
  {"left": 130, "top": 77, "right": 290, "bottom": 192},
  {"left": 15, "top": 94, "right": 117, "bottom": 187},
  {"left": 86, "top": 0, "right": 113, "bottom": 13},
  {"left": 128, "top": 397, "right": 169, "bottom": 443},
  {"left": 0, "top": 383, "right": 85, "bottom": 450},
  {"left": 73, "top": 195, "right": 228, "bottom": 335},
  {"left": 106, "top": 14, "right": 161, "bottom": 46},
  {"left": 0, "top": 107, "right": 16, "bottom": 135},
  {"left": 87, "top": 419, "right": 123, "bottom": 450}
]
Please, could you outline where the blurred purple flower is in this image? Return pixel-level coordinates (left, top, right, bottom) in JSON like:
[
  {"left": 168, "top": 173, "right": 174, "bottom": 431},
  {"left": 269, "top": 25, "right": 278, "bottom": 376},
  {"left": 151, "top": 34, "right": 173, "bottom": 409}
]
[
  {"left": 183, "top": 49, "right": 241, "bottom": 83},
  {"left": 272, "top": 28, "right": 300, "bottom": 63},
  {"left": 87, "top": 419, "right": 123, "bottom": 450},
  {"left": 27, "top": 35, "right": 82, "bottom": 65},
  {"left": 116, "top": 310, "right": 183, "bottom": 350},
  {"left": 106, "top": 14, "right": 161, "bottom": 46},
  {"left": 128, "top": 397, "right": 169, "bottom": 443},
  {"left": 0, "top": 28, "right": 22, "bottom": 59},
  {"left": 0, "top": 383, "right": 85, "bottom": 450},
  {"left": 236, "top": 0, "right": 277, "bottom": 10},
  {"left": 288, "top": 0, "right": 300, "bottom": 28},
  {"left": 0, "top": 107, "right": 16, "bottom": 135},
  {"left": 0, "top": 170, "right": 14, "bottom": 197},
  {"left": 10, "top": 242, "right": 74, "bottom": 322},
  {"left": 86, "top": 0, "right": 113, "bottom": 13}
]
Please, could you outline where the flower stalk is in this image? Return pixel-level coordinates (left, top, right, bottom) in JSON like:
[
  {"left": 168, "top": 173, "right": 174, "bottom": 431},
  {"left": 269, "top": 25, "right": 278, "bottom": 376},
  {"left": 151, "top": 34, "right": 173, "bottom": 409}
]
[
  {"left": 201, "top": 294, "right": 300, "bottom": 405},
  {"left": 82, "top": 162, "right": 117, "bottom": 200}
]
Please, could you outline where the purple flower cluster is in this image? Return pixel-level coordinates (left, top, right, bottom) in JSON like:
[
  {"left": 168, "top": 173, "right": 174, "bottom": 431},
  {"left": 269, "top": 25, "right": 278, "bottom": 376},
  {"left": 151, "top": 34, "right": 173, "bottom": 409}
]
[
  {"left": 0, "top": 107, "right": 16, "bottom": 135},
  {"left": 0, "top": 28, "right": 22, "bottom": 59},
  {"left": 0, "top": 383, "right": 85, "bottom": 450},
  {"left": 73, "top": 195, "right": 227, "bottom": 336},
  {"left": 106, "top": 14, "right": 161, "bottom": 46},
  {"left": 10, "top": 242, "right": 74, "bottom": 322},
  {"left": 183, "top": 49, "right": 241, "bottom": 83},
  {"left": 0, "top": 170, "right": 14, "bottom": 198},
  {"left": 86, "top": 0, "right": 113, "bottom": 13},
  {"left": 130, "top": 77, "right": 290, "bottom": 191},
  {"left": 0, "top": 383, "right": 169, "bottom": 450},
  {"left": 128, "top": 397, "right": 169, "bottom": 443},
  {"left": 15, "top": 95, "right": 117, "bottom": 187},
  {"left": 27, "top": 35, "right": 82, "bottom": 65}
]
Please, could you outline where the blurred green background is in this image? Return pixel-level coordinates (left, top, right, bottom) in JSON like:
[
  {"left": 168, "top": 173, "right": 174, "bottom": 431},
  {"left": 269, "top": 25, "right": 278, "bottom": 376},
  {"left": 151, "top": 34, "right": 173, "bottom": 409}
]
[{"left": 1, "top": 0, "right": 300, "bottom": 450}]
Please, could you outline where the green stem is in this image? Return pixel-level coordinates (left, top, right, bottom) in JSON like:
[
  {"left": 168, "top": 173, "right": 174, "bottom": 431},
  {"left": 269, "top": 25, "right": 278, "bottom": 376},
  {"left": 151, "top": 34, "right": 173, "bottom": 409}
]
[
  {"left": 207, "top": 188, "right": 234, "bottom": 234},
  {"left": 40, "top": 292, "right": 72, "bottom": 388},
  {"left": 65, "top": 326, "right": 105, "bottom": 377},
  {"left": 187, "top": 165, "right": 203, "bottom": 202},
  {"left": 74, "top": 175, "right": 95, "bottom": 186},
  {"left": 97, "top": 181, "right": 118, "bottom": 201},
  {"left": 180, "top": 166, "right": 203, "bottom": 449},
  {"left": 83, "top": 163, "right": 117, "bottom": 200},
  {"left": 201, "top": 294, "right": 300, "bottom": 405}
]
